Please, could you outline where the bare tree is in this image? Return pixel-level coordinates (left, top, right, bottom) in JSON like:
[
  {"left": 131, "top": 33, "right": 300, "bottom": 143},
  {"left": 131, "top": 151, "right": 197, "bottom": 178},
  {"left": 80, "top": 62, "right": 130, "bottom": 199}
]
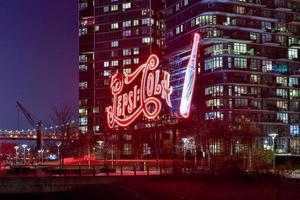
[{"left": 50, "top": 104, "right": 74, "bottom": 169}]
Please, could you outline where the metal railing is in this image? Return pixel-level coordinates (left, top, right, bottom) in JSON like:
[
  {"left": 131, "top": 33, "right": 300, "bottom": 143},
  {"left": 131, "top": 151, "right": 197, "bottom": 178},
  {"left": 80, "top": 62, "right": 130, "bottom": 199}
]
[{"left": 0, "top": 163, "right": 188, "bottom": 178}]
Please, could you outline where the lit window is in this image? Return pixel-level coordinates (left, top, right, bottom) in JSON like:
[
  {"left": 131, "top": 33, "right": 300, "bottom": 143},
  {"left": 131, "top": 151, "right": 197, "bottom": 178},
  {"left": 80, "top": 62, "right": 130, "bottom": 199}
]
[
  {"left": 195, "top": 15, "right": 216, "bottom": 26},
  {"left": 79, "top": 28, "right": 87, "bottom": 36},
  {"left": 93, "top": 126, "right": 100, "bottom": 132},
  {"left": 204, "top": 44, "right": 223, "bottom": 56},
  {"left": 290, "top": 89, "right": 300, "bottom": 99},
  {"left": 143, "top": 143, "right": 151, "bottom": 155},
  {"left": 79, "top": 117, "right": 88, "bottom": 125},
  {"left": 122, "top": 2, "right": 131, "bottom": 11},
  {"left": 104, "top": 61, "right": 110, "bottom": 67},
  {"left": 236, "top": 6, "right": 245, "bottom": 14},
  {"left": 79, "top": 64, "right": 87, "bottom": 71},
  {"left": 288, "top": 48, "right": 298, "bottom": 59},
  {"left": 124, "top": 144, "right": 132, "bottom": 155},
  {"left": 276, "top": 77, "right": 287, "bottom": 86},
  {"left": 276, "top": 89, "right": 288, "bottom": 98},
  {"left": 205, "top": 85, "right": 223, "bottom": 96},
  {"left": 175, "top": 25, "right": 183, "bottom": 34},
  {"left": 277, "top": 113, "right": 288, "bottom": 123},
  {"left": 262, "top": 21, "right": 272, "bottom": 30},
  {"left": 250, "top": 32, "right": 257, "bottom": 40},
  {"left": 288, "top": 37, "right": 299, "bottom": 46},
  {"left": 123, "top": 59, "right": 131, "bottom": 65},
  {"left": 123, "top": 68, "right": 131, "bottom": 74},
  {"left": 111, "top": 5, "right": 118, "bottom": 11},
  {"left": 276, "top": 101, "right": 288, "bottom": 110},
  {"left": 262, "top": 33, "right": 272, "bottom": 43},
  {"left": 104, "top": 70, "right": 111, "bottom": 77},
  {"left": 290, "top": 125, "right": 299, "bottom": 136},
  {"left": 262, "top": 60, "right": 272, "bottom": 72},
  {"left": 234, "top": 86, "right": 247, "bottom": 96},
  {"left": 79, "top": 2, "right": 88, "bottom": 10},
  {"left": 79, "top": 82, "right": 88, "bottom": 90},
  {"left": 133, "top": 20, "right": 139, "bottom": 26},
  {"left": 123, "top": 49, "right": 131, "bottom": 56},
  {"left": 111, "top": 40, "right": 118, "bottom": 47},
  {"left": 205, "top": 111, "right": 224, "bottom": 120},
  {"left": 111, "top": 60, "right": 119, "bottom": 66},
  {"left": 223, "top": 17, "right": 231, "bottom": 26},
  {"left": 123, "top": 20, "right": 131, "bottom": 27},
  {"left": 142, "top": 37, "right": 153, "bottom": 44},
  {"left": 93, "top": 107, "right": 99, "bottom": 113},
  {"left": 142, "top": 18, "right": 154, "bottom": 25},
  {"left": 133, "top": 48, "right": 139, "bottom": 55},
  {"left": 250, "top": 74, "right": 259, "bottom": 83},
  {"left": 141, "top": 9, "right": 149, "bottom": 16},
  {"left": 175, "top": 3, "right": 180, "bottom": 11},
  {"left": 123, "top": 30, "right": 131, "bottom": 37},
  {"left": 79, "top": 109, "right": 88, "bottom": 116},
  {"left": 206, "top": 99, "right": 223, "bottom": 108},
  {"left": 204, "top": 57, "right": 223, "bottom": 71},
  {"left": 79, "top": 55, "right": 87, "bottom": 62},
  {"left": 289, "top": 77, "right": 299, "bottom": 86},
  {"left": 111, "top": 23, "right": 119, "bottom": 29},
  {"left": 133, "top": 58, "right": 139, "bottom": 64},
  {"left": 79, "top": 126, "right": 87, "bottom": 134},
  {"left": 233, "top": 43, "right": 247, "bottom": 54},
  {"left": 184, "top": 0, "right": 189, "bottom": 6},
  {"left": 234, "top": 57, "right": 247, "bottom": 69},
  {"left": 103, "top": 6, "right": 109, "bottom": 12}
]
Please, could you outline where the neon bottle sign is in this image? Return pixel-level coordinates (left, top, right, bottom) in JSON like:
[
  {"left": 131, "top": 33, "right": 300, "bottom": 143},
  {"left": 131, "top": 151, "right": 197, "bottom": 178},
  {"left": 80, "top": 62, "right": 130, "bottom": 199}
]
[
  {"left": 107, "top": 55, "right": 173, "bottom": 128},
  {"left": 180, "top": 33, "right": 200, "bottom": 118}
]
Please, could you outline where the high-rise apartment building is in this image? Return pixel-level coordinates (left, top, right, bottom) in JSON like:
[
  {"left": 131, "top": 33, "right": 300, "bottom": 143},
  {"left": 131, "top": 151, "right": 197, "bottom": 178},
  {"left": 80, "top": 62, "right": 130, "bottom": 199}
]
[
  {"left": 165, "top": 0, "right": 300, "bottom": 154},
  {"left": 79, "top": 0, "right": 300, "bottom": 158},
  {"left": 79, "top": 0, "right": 168, "bottom": 157}
]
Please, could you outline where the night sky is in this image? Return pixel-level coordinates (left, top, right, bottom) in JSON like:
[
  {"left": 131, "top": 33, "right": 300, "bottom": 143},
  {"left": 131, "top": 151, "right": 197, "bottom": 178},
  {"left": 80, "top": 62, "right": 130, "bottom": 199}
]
[{"left": 0, "top": 0, "right": 78, "bottom": 130}]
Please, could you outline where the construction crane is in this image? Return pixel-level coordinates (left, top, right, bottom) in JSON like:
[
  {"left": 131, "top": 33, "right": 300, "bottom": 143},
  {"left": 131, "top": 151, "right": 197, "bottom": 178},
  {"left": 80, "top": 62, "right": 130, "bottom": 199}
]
[{"left": 16, "top": 101, "right": 44, "bottom": 150}]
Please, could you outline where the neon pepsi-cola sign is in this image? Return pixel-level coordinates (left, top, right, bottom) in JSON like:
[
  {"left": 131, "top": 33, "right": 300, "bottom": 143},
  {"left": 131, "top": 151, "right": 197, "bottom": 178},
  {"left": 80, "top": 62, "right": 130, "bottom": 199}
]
[
  {"left": 107, "top": 55, "right": 173, "bottom": 128},
  {"left": 107, "top": 33, "right": 200, "bottom": 128}
]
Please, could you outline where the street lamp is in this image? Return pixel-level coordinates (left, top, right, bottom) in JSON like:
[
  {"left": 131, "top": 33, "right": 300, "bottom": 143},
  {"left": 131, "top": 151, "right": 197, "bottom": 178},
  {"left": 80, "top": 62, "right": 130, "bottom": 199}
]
[
  {"left": 37, "top": 150, "right": 42, "bottom": 163},
  {"left": 268, "top": 133, "right": 278, "bottom": 171},
  {"left": 56, "top": 142, "right": 61, "bottom": 161},
  {"left": 21, "top": 144, "right": 28, "bottom": 164},
  {"left": 14, "top": 146, "right": 19, "bottom": 162},
  {"left": 41, "top": 149, "right": 44, "bottom": 163},
  {"left": 26, "top": 148, "right": 31, "bottom": 163},
  {"left": 97, "top": 140, "right": 104, "bottom": 158},
  {"left": 182, "top": 138, "right": 188, "bottom": 164},
  {"left": 56, "top": 142, "right": 62, "bottom": 167}
]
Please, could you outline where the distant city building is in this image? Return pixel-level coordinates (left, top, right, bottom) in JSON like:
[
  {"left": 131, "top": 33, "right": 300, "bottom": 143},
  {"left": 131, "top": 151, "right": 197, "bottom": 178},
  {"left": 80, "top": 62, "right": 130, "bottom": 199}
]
[{"left": 79, "top": 0, "right": 300, "bottom": 158}]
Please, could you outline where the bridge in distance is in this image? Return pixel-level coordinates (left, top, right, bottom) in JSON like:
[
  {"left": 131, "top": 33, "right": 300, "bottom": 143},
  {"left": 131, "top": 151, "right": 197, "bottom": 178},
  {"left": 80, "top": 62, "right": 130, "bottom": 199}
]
[{"left": 0, "top": 121, "right": 79, "bottom": 141}]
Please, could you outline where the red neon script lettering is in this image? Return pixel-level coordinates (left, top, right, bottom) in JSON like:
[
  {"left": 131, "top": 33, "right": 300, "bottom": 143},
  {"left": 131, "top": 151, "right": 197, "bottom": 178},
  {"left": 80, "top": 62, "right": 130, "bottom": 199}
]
[{"left": 107, "top": 54, "right": 173, "bottom": 128}]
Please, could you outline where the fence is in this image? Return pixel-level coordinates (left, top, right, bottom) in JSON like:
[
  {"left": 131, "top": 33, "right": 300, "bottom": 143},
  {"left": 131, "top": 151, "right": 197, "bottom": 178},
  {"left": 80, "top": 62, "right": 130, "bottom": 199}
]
[{"left": 0, "top": 163, "right": 199, "bottom": 178}]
